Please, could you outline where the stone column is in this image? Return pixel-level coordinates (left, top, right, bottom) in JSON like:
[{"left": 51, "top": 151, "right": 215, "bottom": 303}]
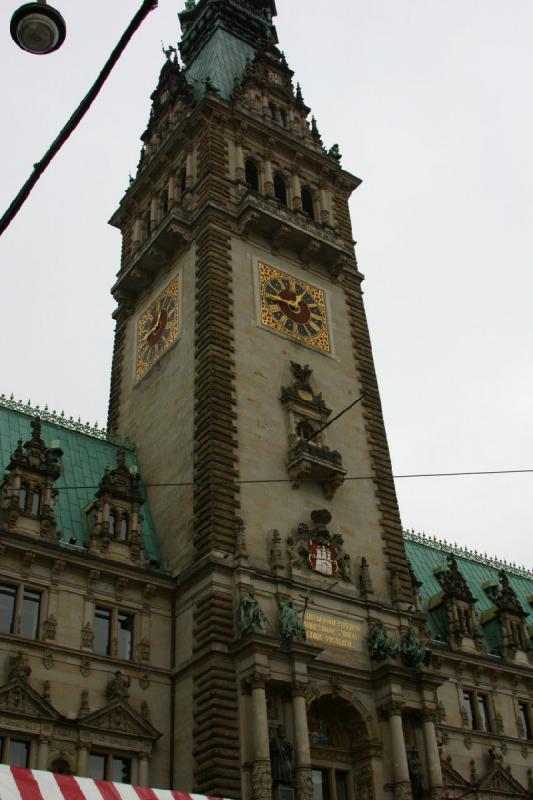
[
  {"left": 382, "top": 702, "right": 412, "bottom": 800},
  {"left": 250, "top": 671, "right": 272, "bottom": 800},
  {"left": 263, "top": 154, "right": 274, "bottom": 197},
  {"left": 319, "top": 187, "right": 330, "bottom": 224},
  {"left": 422, "top": 709, "right": 444, "bottom": 799},
  {"left": 77, "top": 745, "right": 88, "bottom": 776},
  {"left": 235, "top": 139, "right": 245, "bottom": 183},
  {"left": 36, "top": 736, "right": 49, "bottom": 770},
  {"left": 291, "top": 170, "right": 302, "bottom": 211},
  {"left": 292, "top": 682, "right": 313, "bottom": 800},
  {"left": 150, "top": 196, "right": 159, "bottom": 229},
  {"left": 185, "top": 150, "right": 194, "bottom": 189},
  {"left": 138, "top": 754, "right": 150, "bottom": 787},
  {"left": 168, "top": 175, "right": 178, "bottom": 206}
]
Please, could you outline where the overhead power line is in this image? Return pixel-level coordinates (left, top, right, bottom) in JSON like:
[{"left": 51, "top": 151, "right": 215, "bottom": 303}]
[{"left": 0, "top": 0, "right": 158, "bottom": 237}]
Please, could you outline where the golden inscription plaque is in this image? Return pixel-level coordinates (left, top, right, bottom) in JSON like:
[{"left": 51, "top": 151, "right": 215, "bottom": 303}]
[
  {"left": 135, "top": 276, "right": 180, "bottom": 381},
  {"left": 305, "top": 612, "right": 360, "bottom": 650},
  {"left": 258, "top": 262, "right": 331, "bottom": 352}
]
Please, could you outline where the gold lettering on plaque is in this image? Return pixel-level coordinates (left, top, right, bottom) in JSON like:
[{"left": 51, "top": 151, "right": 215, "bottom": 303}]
[{"left": 305, "top": 612, "right": 360, "bottom": 650}]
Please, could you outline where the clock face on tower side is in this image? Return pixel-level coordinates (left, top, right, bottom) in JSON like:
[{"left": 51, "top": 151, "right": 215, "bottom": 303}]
[
  {"left": 135, "top": 276, "right": 180, "bottom": 381},
  {"left": 258, "top": 262, "right": 331, "bottom": 353}
]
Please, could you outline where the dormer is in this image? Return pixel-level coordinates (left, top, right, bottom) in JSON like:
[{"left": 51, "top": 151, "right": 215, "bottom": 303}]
[
  {"left": 427, "top": 553, "right": 484, "bottom": 652},
  {"left": 481, "top": 569, "right": 530, "bottom": 662},
  {"left": 85, "top": 449, "right": 145, "bottom": 565},
  {"left": 0, "top": 417, "right": 62, "bottom": 541},
  {"left": 280, "top": 361, "right": 346, "bottom": 499}
]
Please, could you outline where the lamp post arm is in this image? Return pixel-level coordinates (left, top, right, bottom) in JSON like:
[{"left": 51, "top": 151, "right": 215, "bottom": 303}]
[{"left": 0, "top": 0, "right": 158, "bottom": 237}]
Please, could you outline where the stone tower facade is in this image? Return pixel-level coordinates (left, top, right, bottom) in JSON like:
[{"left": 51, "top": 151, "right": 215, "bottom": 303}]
[{"left": 106, "top": 2, "right": 426, "bottom": 798}]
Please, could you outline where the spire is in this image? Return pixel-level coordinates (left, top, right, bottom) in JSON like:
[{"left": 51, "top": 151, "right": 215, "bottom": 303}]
[{"left": 178, "top": 0, "right": 278, "bottom": 100}]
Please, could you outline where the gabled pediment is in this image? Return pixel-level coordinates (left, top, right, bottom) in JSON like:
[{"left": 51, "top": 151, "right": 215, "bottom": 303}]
[
  {"left": 478, "top": 762, "right": 528, "bottom": 796},
  {"left": 0, "top": 680, "right": 60, "bottom": 720},
  {"left": 441, "top": 759, "right": 470, "bottom": 788},
  {"left": 79, "top": 699, "right": 160, "bottom": 740}
]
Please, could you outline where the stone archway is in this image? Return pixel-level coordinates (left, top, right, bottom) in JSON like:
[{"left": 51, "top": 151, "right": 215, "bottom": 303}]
[{"left": 307, "top": 694, "right": 380, "bottom": 800}]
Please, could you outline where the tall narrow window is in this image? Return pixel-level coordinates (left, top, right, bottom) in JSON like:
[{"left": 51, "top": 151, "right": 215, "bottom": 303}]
[
  {"left": 109, "top": 510, "right": 117, "bottom": 538},
  {"left": 117, "top": 613, "right": 133, "bottom": 660},
  {"left": 274, "top": 174, "right": 287, "bottom": 206},
  {"left": 301, "top": 187, "right": 315, "bottom": 219},
  {"left": 519, "top": 703, "right": 532, "bottom": 739},
  {"left": 180, "top": 168, "right": 186, "bottom": 197},
  {"left": 112, "top": 756, "right": 131, "bottom": 784},
  {"left": 335, "top": 772, "right": 349, "bottom": 800},
  {"left": 280, "top": 108, "right": 287, "bottom": 127},
  {"left": 245, "top": 160, "right": 259, "bottom": 192},
  {"left": 477, "top": 694, "right": 491, "bottom": 732},
  {"left": 0, "top": 585, "right": 16, "bottom": 634},
  {"left": 312, "top": 769, "right": 331, "bottom": 800},
  {"left": 119, "top": 513, "right": 129, "bottom": 543},
  {"left": 88, "top": 753, "right": 106, "bottom": 781},
  {"left": 19, "top": 484, "right": 28, "bottom": 511},
  {"left": 94, "top": 607, "right": 111, "bottom": 656},
  {"left": 20, "top": 590, "right": 40, "bottom": 639},
  {"left": 9, "top": 740, "right": 29, "bottom": 768},
  {"left": 161, "top": 191, "right": 169, "bottom": 216},
  {"left": 31, "top": 487, "right": 41, "bottom": 515},
  {"left": 463, "top": 691, "right": 477, "bottom": 729}
]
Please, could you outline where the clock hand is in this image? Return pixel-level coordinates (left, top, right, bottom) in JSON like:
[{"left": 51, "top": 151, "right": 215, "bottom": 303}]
[
  {"left": 265, "top": 292, "right": 301, "bottom": 312},
  {"left": 143, "top": 310, "right": 162, "bottom": 340}
]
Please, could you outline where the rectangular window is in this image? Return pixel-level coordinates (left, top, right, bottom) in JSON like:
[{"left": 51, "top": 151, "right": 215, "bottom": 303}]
[
  {"left": 20, "top": 590, "right": 40, "bottom": 639},
  {"left": 335, "top": 771, "right": 349, "bottom": 800},
  {"left": 112, "top": 756, "right": 131, "bottom": 784},
  {"left": 94, "top": 608, "right": 111, "bottom": 656},
  {"left": 88, "top": 753, "right": 106, "bottom": 781},
  {"left": 0, "top": 585, "right": 17, "bottom": 634},
  {"left": 477, "top": 694, "right": 491, "bottom": 732},
  {"left": 463, "top": 691, "right": 477, "bottom": 729},
  {"left": 519, "top": 703, "right": 532, "bottom": 739},
  {"left": 117, "top": 613, "right": 133, "bottom": 661},
  {"left": 312, "top": 769, "right": 331, "bottom": 800},
  {"left": 9, "top": 740, "right": 29, "bottom": 768}
]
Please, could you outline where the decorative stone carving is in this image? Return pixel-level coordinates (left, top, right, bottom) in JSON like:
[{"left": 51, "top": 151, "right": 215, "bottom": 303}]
[
  {"left": 277, "top": 595, "right": 307, "bottom": 641},
  {"left": 79, "top": 689, "right": 90, "bottom": 715},
  {"left": 42, "top": 614, "right": 57, "bottom": 640},
  {"left": 236, "top": 590, "right": 267, "bottom": 634},
  {"left": 115, "top": 577, "right": 128, "bottom": 601},
  {"left": 51, "top": 559, "right": 66, "bottom": 584},
  {"left": 8, "top": 651, "right": 31, "bottom": 682},
  {"left": 295, "top": 768, "right": 313, "bottom": 800},
  {"left": 143, "top": 583, "right": 156, "bottom": 610},
  {"left": 359, "top": 557, "right": 374, "bottom": 597},
  {"left": 140, "top": 700, "right": 151, "bottom": 723},
  {"left": 251, "top": 761, "right": 272, "bottom": 800},
  {"left": 80, "top": 657, "right": 91, "bottom": 678},
  {"left": 43, "top": 681, "right": 50, "bottom": 702},
  {"left": 281, "top": 362, "right": 346, "bottom": 498},
  {"left": 136, "top": 638, "right": 151, "bottom": 663},
  {"left": 87, "top": 570, "right": 100, "bottom": 595},
  {"left": 287, "top": 509, "right": 352, "bottom": 581},
  {"left": 400, "top": 624, "right": 430, "bottom": 668},
  {"left": 269, "top": 725, "right": 293, "bottom": 785},
  {"left": 21, "top": 552, "right": 35, "bottom": 578},
  {"left": 367, "top": 621, "right": 399, "bottom": 662},
  {"left": 106, "top": 671, "right": 131, "bottom": 701},
  {"left": 42, "top": 649, "right": 54, "bottom": 670},
  {"left": 270, "top": 529, "right": 284, "bottom": 573},
  {"left": 234, "top": 518, "right": 249, "bottom": 562},
  {"left": 81, "top": 622, "right": 94, "bottom": 649}
]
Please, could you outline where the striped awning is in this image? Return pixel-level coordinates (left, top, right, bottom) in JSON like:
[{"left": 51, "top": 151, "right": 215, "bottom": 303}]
[{"left": 0, "top": 767, "right": 229, "bottom": 800}]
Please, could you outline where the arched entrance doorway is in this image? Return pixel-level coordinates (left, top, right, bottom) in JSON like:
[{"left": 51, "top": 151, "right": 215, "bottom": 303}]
[{"left": 308, "top": 695, "right": 376, "bottom": 800}]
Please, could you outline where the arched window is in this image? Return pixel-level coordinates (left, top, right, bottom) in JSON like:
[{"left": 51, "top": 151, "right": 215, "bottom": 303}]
[
  {"left": 19, "top": 484, "right": 28, "bottom": 512},
  {"left": 31, "top": 488, "right": 41, "bottom": 516},
  {"left": 301, "top": 187, "right": 315, "bottom": 219},
  {"left": 109, "top": 510, "right": 117, "bottom": 538},
  {"left": 180, "top": 168, "right": 187, "bottom": 197},
  {"left": 160, "top": 190, "right": 169, "bottom": 217},
  {"left": 274, "top": 174, "right": 287, "bottom": 206},
  {"left": 51, "top": 759, "right": 72, "bottom": 776},
  {"left": 245, "top": 160, "right": 259, "bottom": 192},
  {"left": 269, "top": 102, "right": 277, "bottom": 122},
  {"left": 119, "top": 513, "right": 130, "bottom": 543},
  {"left": 279, "top": 108, "right": 287, "bottom": 128}
]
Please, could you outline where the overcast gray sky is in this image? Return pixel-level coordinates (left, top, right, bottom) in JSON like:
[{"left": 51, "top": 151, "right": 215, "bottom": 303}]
[{"left": 1, "top": 0, "right": 531, "bottom": 568}]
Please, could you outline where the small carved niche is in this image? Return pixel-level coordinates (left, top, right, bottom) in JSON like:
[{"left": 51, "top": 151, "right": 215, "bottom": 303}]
[{"left": 280, "top": 362, "right": 346, "bottom": 498}]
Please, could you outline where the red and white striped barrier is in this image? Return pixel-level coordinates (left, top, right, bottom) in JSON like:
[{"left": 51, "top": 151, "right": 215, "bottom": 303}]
[{"left": 0, "top": 767, "right": 230, "bottom": 800}]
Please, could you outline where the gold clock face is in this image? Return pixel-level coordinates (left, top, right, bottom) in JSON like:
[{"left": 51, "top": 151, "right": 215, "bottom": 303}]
[
  {"left": 258, "top": 262, "right": 331, "bottom": 352},
  {"left": 135, "top": 276, "right": 179, "bottom": 381}
]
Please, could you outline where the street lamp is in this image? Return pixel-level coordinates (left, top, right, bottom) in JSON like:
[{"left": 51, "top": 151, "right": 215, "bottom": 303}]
[{"left": 10, "top": 0, "right": 66, "bottom": 55}]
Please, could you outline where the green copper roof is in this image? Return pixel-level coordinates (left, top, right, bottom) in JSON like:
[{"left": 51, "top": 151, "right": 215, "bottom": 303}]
[
  {"left": 0, "top": 398, "right": 161, "bottom": 567},
  {"left": 185, "top": 27, "right": 255, "bottom": 100},
  {"left": 404, "top": 531, "right": 533, "bottom": 646}
]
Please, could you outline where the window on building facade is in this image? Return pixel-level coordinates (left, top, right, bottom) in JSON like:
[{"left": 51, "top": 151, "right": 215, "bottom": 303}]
[
  {"left": 119, "top": 513, "right": 130, "bottom": 543},
  {"left": 301, "top": 187, "right": 315, "bottom": 219},
  {"left": 1, "top": 738, "right": 30, "bottom": 768},
  {"left": 463, "top": 690, "right": 493, "bottom": 732},
  {"left": 94, "top": 607, "right": 112, "bottom": 656},
  {"left": 518, "top": 702, "right": 532, "bottom": 739},
  {"left": 94, "top": 607, "right": 134, "bottom": 660},
  {"left": 245, "top": 159, "right": 259, "bottom": 192},
  {"left": 109, "top": 510, "right": 117, "bottom": 538},
  {"left": 88, "top": 752, "right": 132, "bottom": 784},
  {"left": 18, "top": 484, "right": 28, "bottom": 511},
  {"left": 274, "top": 174, "right": 287, "bottom": 206},
  {"left": 312, "top": 768, "right": 350, "bottom": 800},
  {"left": 0, "top": 584, "right": 41, "bottom": 640},
  {"left": 30, "top": 488, "right": 41, "bottom": 515}
]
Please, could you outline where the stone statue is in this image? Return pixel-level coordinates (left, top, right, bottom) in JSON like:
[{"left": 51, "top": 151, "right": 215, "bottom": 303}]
[
  {"left": 237, "top": 590, "right": 267, "bottom": 634},
  {"left": 269, "top": 725, "right": 293, "bottom": 785},
  {"left": 277, "top": 597, "right": 306, "bottom": 641},
  {"left": 367, "top": 621, "right": 399, "bottom": 661},
  {"left": 401, "top": 624, "right": 429, "bottom": 669},
  {"left": 407, "top": 750, "right": 423, "bottom": 800},
  {"left": 106, "top": 670, "right": 131, "bottom": 701},
  {"left": 8, "top": 651, "right": 31, "bottom": 682}
]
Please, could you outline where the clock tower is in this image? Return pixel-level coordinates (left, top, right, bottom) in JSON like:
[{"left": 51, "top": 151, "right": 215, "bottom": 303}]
[{"left": 107, "top": 2, "right": 436, "bottom": 799}]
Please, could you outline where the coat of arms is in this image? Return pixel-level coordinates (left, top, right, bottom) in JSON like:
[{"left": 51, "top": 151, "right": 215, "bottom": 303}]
[
  {"left": 308, "top": 540, "right": 338, "bottom": 576},
  {"left": 288, "top": 510, "right": 352, "bottom": 582}
]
